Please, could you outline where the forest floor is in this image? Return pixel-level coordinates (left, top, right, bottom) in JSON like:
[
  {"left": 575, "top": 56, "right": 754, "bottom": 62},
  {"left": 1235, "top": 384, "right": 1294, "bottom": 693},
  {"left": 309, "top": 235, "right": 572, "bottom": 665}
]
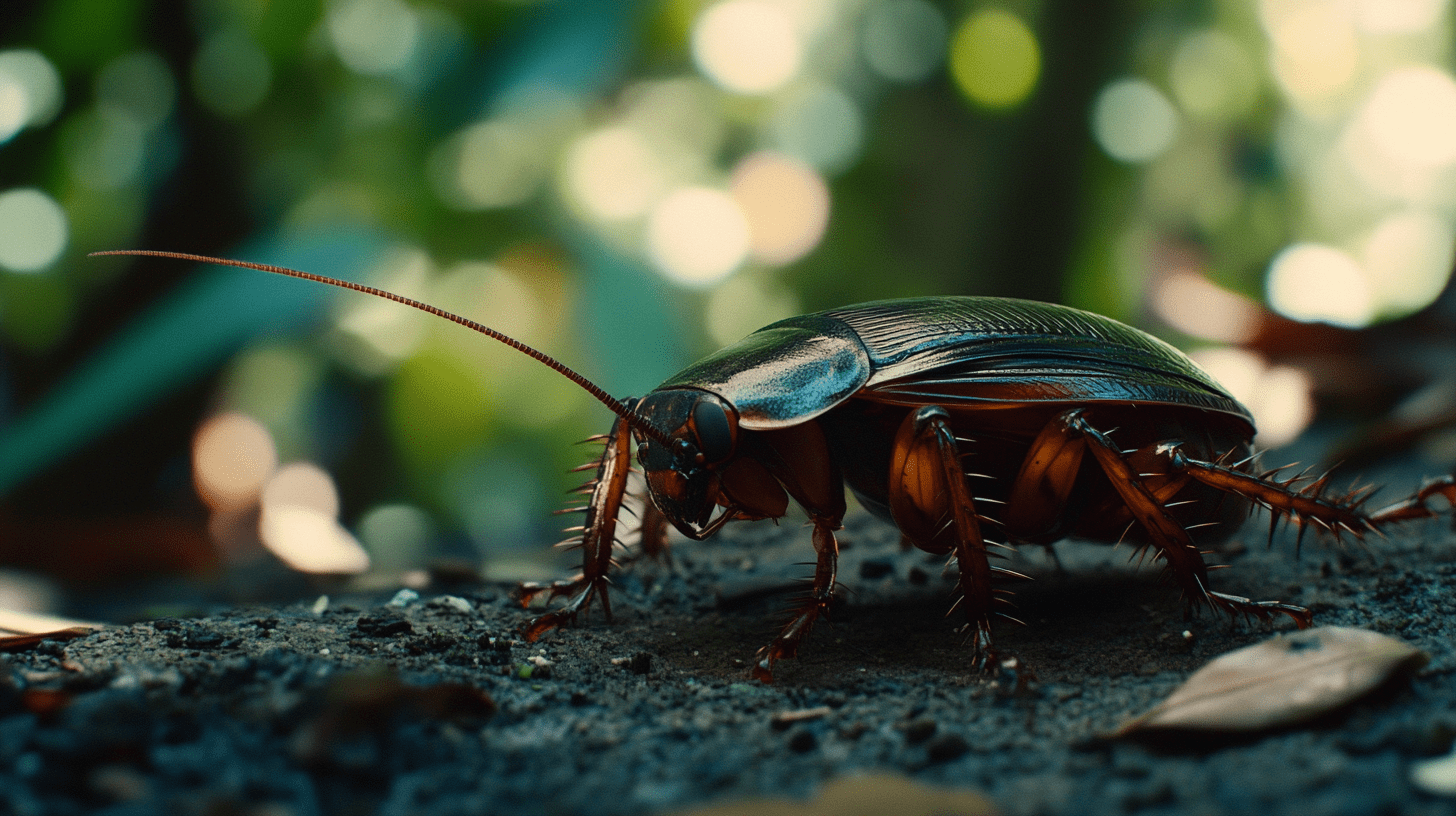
[{"left": 2, "top": 455, "right": 1456, "bottom": 816}]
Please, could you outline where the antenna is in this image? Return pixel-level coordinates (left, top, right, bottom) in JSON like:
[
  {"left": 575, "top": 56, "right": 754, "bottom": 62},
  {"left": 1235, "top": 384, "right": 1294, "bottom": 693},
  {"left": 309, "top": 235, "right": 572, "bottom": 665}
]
[{"left": 89, "top": 250, "right": 675, "bottom": 447}]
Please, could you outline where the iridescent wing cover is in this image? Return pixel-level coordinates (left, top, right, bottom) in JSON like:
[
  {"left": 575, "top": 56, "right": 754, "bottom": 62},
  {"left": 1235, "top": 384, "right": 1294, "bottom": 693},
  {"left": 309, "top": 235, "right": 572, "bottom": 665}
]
[
  {"left": 659, "top": 296, "right": 1252, "bottom": 430},
  {"left": 656, "top": 315, "right": 873, "bottom": 429},
  {"left": 826, "top": 297, "right": 1251, "bottom": 422}
]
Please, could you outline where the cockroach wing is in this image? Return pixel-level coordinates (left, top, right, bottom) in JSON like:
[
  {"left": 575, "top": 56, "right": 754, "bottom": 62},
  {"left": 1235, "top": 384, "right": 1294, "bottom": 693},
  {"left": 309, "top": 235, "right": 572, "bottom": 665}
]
[
  {"left": 656, "top": 315, "right": 872, "bottom": 431},
  {"left": 827, "top": 297, "right": 1253, "bottom": 424}
]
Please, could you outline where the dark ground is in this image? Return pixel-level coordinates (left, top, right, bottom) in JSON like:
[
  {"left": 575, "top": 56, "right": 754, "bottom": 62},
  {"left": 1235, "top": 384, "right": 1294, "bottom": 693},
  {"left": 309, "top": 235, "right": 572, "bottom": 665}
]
[{"left": 3, "top": 456, "right": 1456, "bottom": 816}]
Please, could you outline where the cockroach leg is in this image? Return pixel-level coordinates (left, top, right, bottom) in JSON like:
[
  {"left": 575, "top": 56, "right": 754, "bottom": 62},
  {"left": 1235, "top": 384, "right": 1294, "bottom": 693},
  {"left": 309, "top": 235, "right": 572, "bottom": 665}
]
[
  {"left": 520, "top": 413, "right": 635, "bottom": 642},
  {"left": 885, "top": 406, "right": 1003, "bottom": 670},
  {"left": 751, "top": 516, "right": 840, "bottom": 682},
  {"left": 1067, "top": 412, "right": 1313, "bottom": 628},
  {"left": 1366, "top": 474, "right": 1456, "bottom": 527}
]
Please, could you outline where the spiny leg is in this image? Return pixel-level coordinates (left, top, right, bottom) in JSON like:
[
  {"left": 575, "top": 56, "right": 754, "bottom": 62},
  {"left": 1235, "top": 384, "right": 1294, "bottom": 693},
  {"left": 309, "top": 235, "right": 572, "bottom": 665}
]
[
  {"left": 751, "top": 516, "right": 839, "bottom": 683},
  {"left": 1167, "top": 451, "right": 1456, "bottom": 541},
  {"left": 518, "top": 410, "right": 635, "bottom": 640},
  {"left": 888, "top": 406, "right": 1017, "bottom": 670},
  {"left": 1366, "top": 474, "right": 1456, "bottom": 527},
  {"left": 1065, "top": 412, "right": 1313, "bottom": 627}
]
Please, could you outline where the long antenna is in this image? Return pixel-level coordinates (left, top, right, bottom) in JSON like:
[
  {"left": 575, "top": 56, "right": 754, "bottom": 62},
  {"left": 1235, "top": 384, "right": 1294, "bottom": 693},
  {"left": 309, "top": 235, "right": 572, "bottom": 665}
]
[{"left": 89, "top": 249, "right": 675, "bottom": 447}]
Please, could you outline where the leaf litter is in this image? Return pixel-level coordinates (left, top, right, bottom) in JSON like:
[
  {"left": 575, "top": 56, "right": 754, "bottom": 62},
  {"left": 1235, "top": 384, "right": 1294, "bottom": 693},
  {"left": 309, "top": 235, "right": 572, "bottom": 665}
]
[{"left": 1117, "top": 626, "right": 1428, "bottom": 735}]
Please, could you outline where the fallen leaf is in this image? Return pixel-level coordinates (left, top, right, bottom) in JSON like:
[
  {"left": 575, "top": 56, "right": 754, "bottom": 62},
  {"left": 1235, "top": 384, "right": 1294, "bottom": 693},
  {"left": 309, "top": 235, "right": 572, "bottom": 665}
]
[
  {"left": 1411, "top": 746, "right": 1456, "bottom": 797},
  {"left": 0, "top": 627, "right": 97, "bottom": 653},
  {"left": 0, "top": 607, "right": 103, "bottom": 637},
  {"left": 666, "top": 772, "right": 998, "bottom": 816},
  {"left": 1117, "top": 626, "right": 1428, "bottom": 735}
]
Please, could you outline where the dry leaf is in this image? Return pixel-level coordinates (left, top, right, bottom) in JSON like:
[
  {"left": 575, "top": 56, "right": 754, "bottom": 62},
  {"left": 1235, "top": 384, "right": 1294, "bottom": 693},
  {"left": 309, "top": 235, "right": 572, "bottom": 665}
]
[
  {"left": 1411, "top": 746, "right": 1456, "bottom": 797},
  {"left": 0, "top": 628, "right": 96, "bottom": 653},
  {"left": 1117, "top": 626, "right": 1428, "bottom": 735},
  {"left": 666, "top": 772, "right": 998, "bottom": 816}
]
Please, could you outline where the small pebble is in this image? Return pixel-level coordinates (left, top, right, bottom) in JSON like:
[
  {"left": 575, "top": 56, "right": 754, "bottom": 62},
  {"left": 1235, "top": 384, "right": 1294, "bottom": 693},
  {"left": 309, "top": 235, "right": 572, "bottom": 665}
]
[
  {"left": 311, "top": 596, "right": 330, "bottom": 615},
  {"left": 387, "top": 589, "right": 420, "bottom": 608},
  {"left": 432, "top": 595, "right": 475, "bottom": 614}
]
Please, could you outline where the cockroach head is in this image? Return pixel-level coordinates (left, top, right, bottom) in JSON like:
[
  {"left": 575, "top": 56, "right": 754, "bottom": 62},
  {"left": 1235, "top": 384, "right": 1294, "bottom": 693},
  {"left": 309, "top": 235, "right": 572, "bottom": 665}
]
[{"left": 633, "top": 388, "right": 740, "bottom": 540}]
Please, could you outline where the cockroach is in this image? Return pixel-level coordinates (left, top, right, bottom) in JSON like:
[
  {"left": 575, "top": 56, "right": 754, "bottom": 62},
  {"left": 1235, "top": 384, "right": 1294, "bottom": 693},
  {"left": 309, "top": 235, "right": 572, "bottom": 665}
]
[{"left": 93, "top": 250, "right": 1456, "bottom": 682}]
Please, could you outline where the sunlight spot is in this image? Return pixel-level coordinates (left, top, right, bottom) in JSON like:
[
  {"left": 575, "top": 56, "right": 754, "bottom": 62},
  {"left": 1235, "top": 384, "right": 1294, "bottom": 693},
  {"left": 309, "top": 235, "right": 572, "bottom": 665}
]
[
  {"left": 328, "top": 0, "right": 420, "bottom": 76},
  {"left": 1092, "top": 79, "right": 1179, "bottom": 164},
  {"left": 692, "top": 0, "right": 802, "bottom": 95},
  {"left": 1261, "top": 0, "right": 1360, "bottom": 106},
  {"left": 647, "top": 186, "right": 750, "bottom": 287},
  {"left": 948, "top": 8, "right": 1039, "bottom": 109},
  {"left": 260, "top": 506, "right": 371, "bottom": 574},
  {"left": 1353, "top": 0, "right": 1447, "bottom": 33},
  {"left": 1169, "top": 31, "right": 1258, "bottom": 122},
  {"left": 0, "top": 188, "right": 68, "bottom": 273},
  {"left": 730, "top": 151, "right": 830, "bottom": 266},
  {"left": 562, "top": 125, "right": 668, "bottom": 221},
  {"left": 96, "top": 51, "right": 175, "bottom": 130},
  {"left": 193, "top": 412, "right": 278, "bottom": 514},
  {"left": 431, "top": 119, "right": 547, "bottom": 209},
  {"left": 1266, "top": 242, "right": 1374, "bottom": 327},
  {"left": 262, "top": 462, "right": 340, "bottom": 518},
  {"left": 0, "top": 49, "right": 62, "bottom": 141},
  {"left": 358, "top": 503, "right": 434, "bottom": 573},
  {"left": 259, "top": 462, "right": 369, "bottom": 575},
  {"left": 1355, "top": 66, "right": 1456, "bottom": 171}
]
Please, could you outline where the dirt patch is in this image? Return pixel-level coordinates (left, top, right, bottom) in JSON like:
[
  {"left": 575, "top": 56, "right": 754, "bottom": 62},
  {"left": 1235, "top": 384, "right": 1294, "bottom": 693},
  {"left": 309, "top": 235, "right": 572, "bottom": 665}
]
[{"left": 2, "top": 498, "right": 1454, "bottom": 815}]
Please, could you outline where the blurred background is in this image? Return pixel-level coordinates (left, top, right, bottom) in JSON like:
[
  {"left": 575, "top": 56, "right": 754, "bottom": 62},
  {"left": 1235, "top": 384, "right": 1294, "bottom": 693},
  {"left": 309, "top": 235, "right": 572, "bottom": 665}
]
[{"left": 1, "top": 0, "right": 1454, "bottom": 621}]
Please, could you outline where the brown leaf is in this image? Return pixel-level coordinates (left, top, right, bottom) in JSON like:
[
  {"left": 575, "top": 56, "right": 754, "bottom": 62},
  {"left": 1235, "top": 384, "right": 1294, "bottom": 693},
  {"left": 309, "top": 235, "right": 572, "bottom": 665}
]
[
  {"left": 0, "top": 627, "right": 97, "bottom": 653},
  {"left": 1117, "top": 626, "right": 1428, "bottom": 735}
]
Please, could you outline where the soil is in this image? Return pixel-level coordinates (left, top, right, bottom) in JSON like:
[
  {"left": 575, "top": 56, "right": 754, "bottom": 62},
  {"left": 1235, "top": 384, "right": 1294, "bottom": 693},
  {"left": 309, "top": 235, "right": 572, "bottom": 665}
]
[{"left": 3, "top": 459, "right": 1455, "bottom": 815}]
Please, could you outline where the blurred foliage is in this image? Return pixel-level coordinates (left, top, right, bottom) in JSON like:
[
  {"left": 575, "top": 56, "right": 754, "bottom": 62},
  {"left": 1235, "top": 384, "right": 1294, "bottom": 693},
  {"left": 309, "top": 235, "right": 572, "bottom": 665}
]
[{"left": 0, "top": 0, "right": 1453, "bottom": 580}]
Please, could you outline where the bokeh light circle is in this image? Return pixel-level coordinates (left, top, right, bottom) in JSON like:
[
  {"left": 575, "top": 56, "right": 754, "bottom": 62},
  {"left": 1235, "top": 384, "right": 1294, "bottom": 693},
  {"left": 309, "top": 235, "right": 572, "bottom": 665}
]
[
  {"left": 692, "top": 1, "right": 802, "bottom": 95},
  {"left": 193, "top": 412, "right": 278, "bottom": 513},
  {"left": 0, "top": 188, "right": 68, "bottom": 273},
  {"left": 770, "top": 85, "right": 863, "bottom": 174},
  {"left": 861, "top": 0, "right": 948, "bottom": 83},
  {"left": 563, "top": 125, "right": 667, "bottom": 221},
  {"left": 328, "top": 0, "right": 421, "bottom": 76},
  {"left": 1169, "top": 31, "right": 1257, "bottom": 121},
  {"left": 0, "top": 49, "right": 62, "bottom": 141},
  {"left": 1092, "top": 79, "right": 1179, "bottom": 164},
  {"left": 730, "top": 151, "right": 830, "bottom": 266},
  {"left": 1266, "top": 242, "right": 1374, "bottom": 327},
  {"left": 1358, "top": 66, "right": 1456, "bottom": 170},
  {"left": 949, "top": 9, "right": 1040, "bottom": 109},
  {"left": 647, "top": 186, "right": 750, "bottom": 287}
]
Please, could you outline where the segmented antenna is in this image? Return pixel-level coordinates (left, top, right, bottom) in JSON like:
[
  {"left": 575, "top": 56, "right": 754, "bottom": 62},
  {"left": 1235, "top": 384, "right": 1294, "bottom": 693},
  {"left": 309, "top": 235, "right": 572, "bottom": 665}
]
[{"left": 89, "top": 249, "right": 675, "bottom": 447}]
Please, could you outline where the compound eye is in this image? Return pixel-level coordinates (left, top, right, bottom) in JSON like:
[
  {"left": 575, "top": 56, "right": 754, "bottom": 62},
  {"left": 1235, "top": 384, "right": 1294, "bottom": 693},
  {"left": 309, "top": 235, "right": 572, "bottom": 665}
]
[{"left": 692, "top": 398, "right": 735, "bottom": 465}]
